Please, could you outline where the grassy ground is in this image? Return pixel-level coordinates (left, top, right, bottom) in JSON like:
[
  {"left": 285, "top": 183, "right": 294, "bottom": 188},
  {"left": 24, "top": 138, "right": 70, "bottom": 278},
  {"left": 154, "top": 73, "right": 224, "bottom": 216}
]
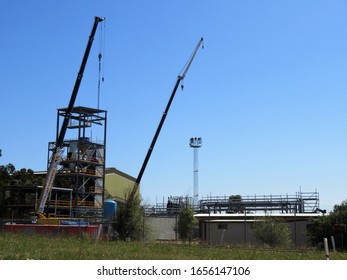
[{"left": 1, "top": 233, "right": 346, "bottom": 260}]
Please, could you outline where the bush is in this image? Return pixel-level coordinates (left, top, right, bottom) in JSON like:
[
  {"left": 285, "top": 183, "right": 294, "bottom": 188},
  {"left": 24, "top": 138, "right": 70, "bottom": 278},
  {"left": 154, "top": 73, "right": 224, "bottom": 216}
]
[
  {"left": 253, "top": 216, "right": 292, "bottom": 247},
  {"left": 176, "top": 204, "right": 198, "bottom": 242},
  {"left": 114, "top": 192, "right": 145, "bottom": 241},
  {"left": 308, "top": 200, "right": 347, "bottom": 250}
]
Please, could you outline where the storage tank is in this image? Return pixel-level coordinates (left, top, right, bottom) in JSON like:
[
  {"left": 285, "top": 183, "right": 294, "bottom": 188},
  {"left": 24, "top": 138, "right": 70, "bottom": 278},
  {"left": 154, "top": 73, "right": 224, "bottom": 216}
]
[{"left": 104, "top": 200, "right": 117, "bottom": 220}]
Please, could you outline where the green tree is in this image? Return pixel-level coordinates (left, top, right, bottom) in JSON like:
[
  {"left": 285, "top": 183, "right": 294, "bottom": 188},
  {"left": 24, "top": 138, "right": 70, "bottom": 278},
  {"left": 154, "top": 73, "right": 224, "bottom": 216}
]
[
  {"left": 0, "top": 163, "right": 43, "bottom": 218},
  {"left": 0, "top": 163, "right": 16, "bottom": 217},
  {"left": 0, "top": 163, "right": 16, "bottom": 190},
  {"left": 0, "top": 164, "right": 37, "bottom": 187},
  {"left": 330, "top": 200, "right": 347, "bottom": 224},
  {"left": 0, "top": 163, "right": 15, "bottom": 184},
  {"left": 114, "top": 192, "right": 145, "bottom": 241},
  {"left": 11, "top": 168, "right": 35, "bottom": 186},
  {"left": 307, "top": 215, "right": 333, "bottom": 247},
  {"left": 177, "top": 203, "right": 198, "bottom": 242},
  {"left": 253, "top": 216, "right": 292, "bottom": 248},
  {"left": 308, "top": 200, "right": 347, "bottom": 249}
]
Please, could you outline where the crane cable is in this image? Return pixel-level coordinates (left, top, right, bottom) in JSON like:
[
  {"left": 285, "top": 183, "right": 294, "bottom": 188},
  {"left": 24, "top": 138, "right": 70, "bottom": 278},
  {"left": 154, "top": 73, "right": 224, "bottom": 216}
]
[{"left": 97, "top": 19, "right": 106, "bottom": 109}]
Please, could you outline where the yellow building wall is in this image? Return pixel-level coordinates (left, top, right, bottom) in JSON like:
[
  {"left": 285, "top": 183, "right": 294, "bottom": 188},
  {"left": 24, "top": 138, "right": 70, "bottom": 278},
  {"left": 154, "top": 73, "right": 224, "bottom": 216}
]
[{"left": 104, "top": 171, "right": 138, "bottom": 203}]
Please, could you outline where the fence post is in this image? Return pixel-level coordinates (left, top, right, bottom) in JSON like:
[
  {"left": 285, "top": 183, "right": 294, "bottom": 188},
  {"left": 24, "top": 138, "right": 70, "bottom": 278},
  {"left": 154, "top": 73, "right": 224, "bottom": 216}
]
[
  {"left": 330, "top": 236, "right": 336, "bottom": 253},
  {"left": 323, "top": 238, "right": 330, "bottom": 260},
  {"left": 96, "top": 224, "right": 102, "bottom": 241}
]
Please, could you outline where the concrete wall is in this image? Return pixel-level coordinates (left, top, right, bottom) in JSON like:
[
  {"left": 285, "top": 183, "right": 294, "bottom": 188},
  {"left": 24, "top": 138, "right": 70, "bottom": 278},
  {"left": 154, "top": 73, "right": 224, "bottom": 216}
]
[
  {"left": 288, "top": 220, "right": 309, "bottom": 245},
  {"left": 146, "top": 216, "right": 178, "bottom": 241},
  {"left": 200, "top": 221, "right": 256, "bottom": 245},
  {"left": 200, "top": 220, "right": 309, "bottom": 246}
]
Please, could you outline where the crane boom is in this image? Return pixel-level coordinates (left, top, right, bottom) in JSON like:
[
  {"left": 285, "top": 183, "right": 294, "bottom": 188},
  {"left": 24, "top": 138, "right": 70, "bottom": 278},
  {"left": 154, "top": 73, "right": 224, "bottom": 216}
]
[
  {"left": 129, "top": 37, "right": 204, "bottom": 202},
  {"left": 36, "top": 16, "right": 104, "bottom": 218}
]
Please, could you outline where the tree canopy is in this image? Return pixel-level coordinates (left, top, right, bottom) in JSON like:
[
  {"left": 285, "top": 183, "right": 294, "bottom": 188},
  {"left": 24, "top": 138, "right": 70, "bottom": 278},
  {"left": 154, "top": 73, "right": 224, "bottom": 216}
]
[
  {"left": 308, "top": 200, "right": 347, "bottom": 250},
  {"left": 0, "top": 163, "right": 42, "bottom": 187},
  {"left": 0, "top": 163, "right": 43, "bottom": 218}
]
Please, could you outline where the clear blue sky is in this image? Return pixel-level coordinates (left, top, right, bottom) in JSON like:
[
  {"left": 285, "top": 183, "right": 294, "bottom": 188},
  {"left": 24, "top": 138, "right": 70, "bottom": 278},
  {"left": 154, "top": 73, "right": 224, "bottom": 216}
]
[{"left": 1, "top": 0, "right": 346, "bottom": 212}]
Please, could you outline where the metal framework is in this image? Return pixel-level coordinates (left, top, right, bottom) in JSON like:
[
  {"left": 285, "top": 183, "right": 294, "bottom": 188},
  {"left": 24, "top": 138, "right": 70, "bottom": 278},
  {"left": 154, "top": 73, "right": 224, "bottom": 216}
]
[
  {"left": 1, "top": 185, "right": 73, "bottom": 220},
  {"left": 143, "top": 191, "right": 320, "bottom": 217},
  {"left": 45, "top": 106, "right": 107, "bottom": 220},
  {"left": 199, "top": 191, "right": 320, "bottom": 214},
  {"left": 143, "top": 195, "right": 193, "bottom": 216}
]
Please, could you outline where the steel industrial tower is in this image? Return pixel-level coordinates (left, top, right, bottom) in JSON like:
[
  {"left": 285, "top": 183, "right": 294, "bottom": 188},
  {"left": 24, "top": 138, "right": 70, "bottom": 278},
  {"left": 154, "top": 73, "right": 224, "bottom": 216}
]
[
  {"left": 47, "top": 106, "right": 107, "bottom": 220},
  {"left": 190, "top": 137, "right": 202, "bottom": 207}
]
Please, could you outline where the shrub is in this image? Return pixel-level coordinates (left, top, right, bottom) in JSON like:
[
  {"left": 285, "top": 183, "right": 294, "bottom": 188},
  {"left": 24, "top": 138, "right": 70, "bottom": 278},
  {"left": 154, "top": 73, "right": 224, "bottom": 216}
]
[
  {"left": 176, "top": 203, "right": 198, "bottom": 242},
  {"left": 253, "top": 216, "right": 292, "bottom": 247},
  {"left": 308, "top": 200, "right": 347, "bottom": 250},
  {"left": 114, "top": 192, "right": 145, "bottom": 241}
]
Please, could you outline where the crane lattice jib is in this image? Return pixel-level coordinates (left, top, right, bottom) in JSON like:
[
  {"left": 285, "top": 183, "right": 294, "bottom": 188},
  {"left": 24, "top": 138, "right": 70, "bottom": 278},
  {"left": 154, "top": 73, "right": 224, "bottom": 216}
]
[{"left": 36, "top": 148, "right": 63, "bottom": 213}]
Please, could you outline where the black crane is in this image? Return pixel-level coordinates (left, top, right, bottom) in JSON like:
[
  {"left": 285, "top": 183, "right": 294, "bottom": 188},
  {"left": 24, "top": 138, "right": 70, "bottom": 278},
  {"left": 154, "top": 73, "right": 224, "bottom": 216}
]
[
  {"left": 128, "top": 37, "right": 204, "bottom": 203},
  {"left": 36, "top": 16, "right": 104, "bottom": 219}
]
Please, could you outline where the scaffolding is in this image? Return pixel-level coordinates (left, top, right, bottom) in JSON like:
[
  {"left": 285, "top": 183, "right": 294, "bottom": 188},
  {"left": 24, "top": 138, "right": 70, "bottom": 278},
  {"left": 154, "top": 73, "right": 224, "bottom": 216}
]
[
  {"left": 46, "top": 106, "right": 107, "bottom": 221},
  {"left": 1, "top": 186, "right": 73, "bottom": 220},
  {"left": 199, "top": 191, "right": 320, "bottom": 214},
  {"left": 143, "top": 191, "right": 320, "bottom": 217}
]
